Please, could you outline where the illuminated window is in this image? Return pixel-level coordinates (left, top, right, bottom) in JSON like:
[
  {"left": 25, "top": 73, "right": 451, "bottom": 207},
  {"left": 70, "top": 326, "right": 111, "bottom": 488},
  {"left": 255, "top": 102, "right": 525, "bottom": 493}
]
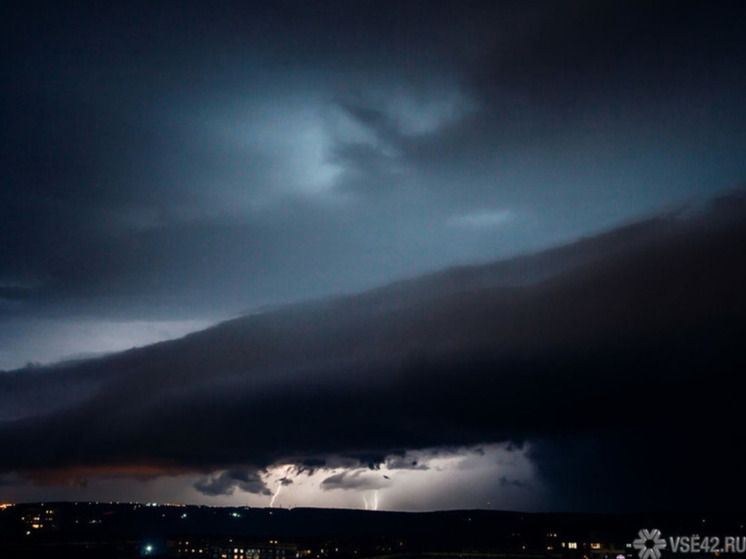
[
  {"left": 591, "top": 543, "right": 602, "bottom": 550},
  {"left": 569, "top": 542, "right": 578, "bottom": 549}
]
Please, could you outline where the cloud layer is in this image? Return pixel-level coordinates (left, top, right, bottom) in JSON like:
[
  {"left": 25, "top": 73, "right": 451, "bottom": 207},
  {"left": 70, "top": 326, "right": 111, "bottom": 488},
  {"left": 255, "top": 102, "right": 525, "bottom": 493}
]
[
  {"left": 2, "top": 1, "right": 745, "bottom": 335},
  {"left": 1, "top": 197, "right": 745, "bottom": 510}
]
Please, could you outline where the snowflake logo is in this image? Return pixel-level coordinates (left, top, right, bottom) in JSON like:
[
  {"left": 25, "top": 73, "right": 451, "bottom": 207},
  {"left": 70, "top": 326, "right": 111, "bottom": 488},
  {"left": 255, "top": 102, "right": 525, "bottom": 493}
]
[{"left": 634, "top": 529, "right": 667, "bottom": 559}]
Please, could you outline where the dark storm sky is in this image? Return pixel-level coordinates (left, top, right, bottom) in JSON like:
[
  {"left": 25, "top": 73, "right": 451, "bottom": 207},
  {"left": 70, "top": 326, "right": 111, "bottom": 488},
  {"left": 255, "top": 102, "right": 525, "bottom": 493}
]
[
  {"left": 1, "top": 1, "right": 746, "bottom": 511},
  {"left": 3, "top": 1, "right": 745, "bottom": 329}
]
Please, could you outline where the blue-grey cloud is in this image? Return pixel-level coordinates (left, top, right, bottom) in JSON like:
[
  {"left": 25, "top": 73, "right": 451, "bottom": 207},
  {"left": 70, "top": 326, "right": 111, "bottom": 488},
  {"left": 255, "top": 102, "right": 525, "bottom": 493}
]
[
  {"left": 1, "top": 1, "right": 746, "bottom": 511},
  {"left": 2, "top": 0, "right": 744, "bottom": 334},
  {"left": 0, "top": 196, "right": 744, "bottom": 510}
]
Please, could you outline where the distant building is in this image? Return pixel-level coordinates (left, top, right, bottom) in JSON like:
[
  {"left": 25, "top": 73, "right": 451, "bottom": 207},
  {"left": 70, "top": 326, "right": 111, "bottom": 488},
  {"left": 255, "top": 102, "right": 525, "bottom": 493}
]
[
  {"left": 170, "top": 536, "right": 297, "bottom": 559},
  {"left": 20, "top": 505, "right": 60, "bottom": 533}
]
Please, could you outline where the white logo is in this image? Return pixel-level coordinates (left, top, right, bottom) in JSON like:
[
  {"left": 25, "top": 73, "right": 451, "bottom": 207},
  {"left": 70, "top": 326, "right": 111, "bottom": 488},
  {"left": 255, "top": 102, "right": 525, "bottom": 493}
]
[{"left": 634, "top": 529, "right": 668, "bottom": 559}]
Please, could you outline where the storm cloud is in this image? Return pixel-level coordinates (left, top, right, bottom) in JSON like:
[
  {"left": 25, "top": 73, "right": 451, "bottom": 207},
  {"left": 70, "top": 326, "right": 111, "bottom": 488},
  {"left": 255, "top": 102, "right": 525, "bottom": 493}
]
[
  {"left": 1, "top": 196, "right": 745, "bottom": 509},
  {"left": 321, "top": 471, "right": 392, "bottom": 492},
  {"left": 1, "top": 0, "right": 745, "bottom": 511},
  {"left": 194, "top": 470, "right": 271, "bottom": 497},
  {"left": 1, "top": 1, "right": 745, "bottom": 328}
]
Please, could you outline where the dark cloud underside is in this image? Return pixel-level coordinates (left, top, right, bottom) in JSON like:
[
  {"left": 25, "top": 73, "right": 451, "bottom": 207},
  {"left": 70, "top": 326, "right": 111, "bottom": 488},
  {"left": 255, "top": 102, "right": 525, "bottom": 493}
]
[
  {"left": 1, "top": 1, "right": 745, "bottom": 511},
  {"left": 2, "top": 200, "right": 746, "bottom": 509}
]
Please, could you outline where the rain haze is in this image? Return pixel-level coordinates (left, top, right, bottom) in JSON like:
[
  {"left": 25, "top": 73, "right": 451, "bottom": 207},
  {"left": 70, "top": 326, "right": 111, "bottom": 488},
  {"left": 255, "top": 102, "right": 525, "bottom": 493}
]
[{"left": 1, "top": 1, "right": 746, "bottom": 512}]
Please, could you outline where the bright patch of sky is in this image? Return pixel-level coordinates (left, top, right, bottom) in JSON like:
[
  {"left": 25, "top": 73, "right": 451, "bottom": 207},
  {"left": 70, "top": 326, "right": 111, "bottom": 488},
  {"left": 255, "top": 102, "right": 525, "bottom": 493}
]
[
  {"left": 386, "top": 85, "right": 477, "bottom": 136},
  {"left": 213, "top": 98, "right": 343, "bottom": 208},
  {"left": 447, "top": 209, "right": 517, "bottom": 230},
  {"left": 0, "top": 318, "right": 214, "bottom": 371},
  {"left": 0, "top": 444, "right": 544, "bottom": 512}
]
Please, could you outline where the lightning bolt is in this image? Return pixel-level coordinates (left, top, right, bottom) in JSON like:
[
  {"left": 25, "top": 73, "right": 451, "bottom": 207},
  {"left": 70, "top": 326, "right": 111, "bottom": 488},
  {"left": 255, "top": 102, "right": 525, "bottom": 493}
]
[
  {"left": 268, "top": 466, "right": 293, "bottom": 508},
  {"left": 269, "top": 482, "right": 282, "bottom": 508},
  {"left": 373, "top": 490, "right": 379, "bottom": 511},
  {"left": 362, "top": 495, "right": 369, "bottom": 510}
]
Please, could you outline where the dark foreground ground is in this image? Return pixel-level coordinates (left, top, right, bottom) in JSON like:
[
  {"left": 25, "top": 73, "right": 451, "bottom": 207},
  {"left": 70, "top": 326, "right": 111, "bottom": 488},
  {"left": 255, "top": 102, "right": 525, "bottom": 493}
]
[{"left": 2, "top": 502, "right": 745, "bottom": 559}]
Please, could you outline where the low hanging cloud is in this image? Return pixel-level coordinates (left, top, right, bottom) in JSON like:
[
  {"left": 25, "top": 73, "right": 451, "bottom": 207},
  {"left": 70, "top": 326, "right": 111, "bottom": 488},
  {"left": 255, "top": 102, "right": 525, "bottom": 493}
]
[
  {"left": 0, "top": 198, "right": 745, "bottom": 510},
  {"left": 194, "top": 470, "right": 271, "bottom": 497},
  {"left": 321, "top": 470, "right": 393, "bottom": 492},
  {"left": 384, "top": 455, "right": 429, "bottom": 471}
]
